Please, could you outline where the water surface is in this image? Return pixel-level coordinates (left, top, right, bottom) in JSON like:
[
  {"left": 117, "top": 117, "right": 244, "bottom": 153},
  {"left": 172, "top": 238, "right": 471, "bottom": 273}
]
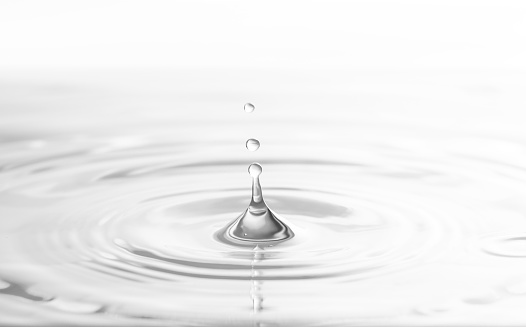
[{"left": 1, "top": 70, "right": 526, "bottom": 326}]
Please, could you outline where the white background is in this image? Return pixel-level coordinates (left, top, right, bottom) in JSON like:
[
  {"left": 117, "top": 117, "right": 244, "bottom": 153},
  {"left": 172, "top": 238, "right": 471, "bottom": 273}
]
[{"left": 1, "top": 0, "right": 526, "bottom": 71}]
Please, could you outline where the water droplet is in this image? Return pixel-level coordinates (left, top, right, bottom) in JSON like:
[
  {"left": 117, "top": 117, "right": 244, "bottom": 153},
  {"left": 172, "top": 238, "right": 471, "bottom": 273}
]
[
  {"left": 224, "top": 163, "right": 294, "bottom": 243},
  {"left": 246, "top": 139, "right": 260, "bottom": 151},
  {"left": 248, "top": 162, "right": 262, "bottom": 177},
  {"left": 244, "top": 103, "right": 255, "bottom": 113}
]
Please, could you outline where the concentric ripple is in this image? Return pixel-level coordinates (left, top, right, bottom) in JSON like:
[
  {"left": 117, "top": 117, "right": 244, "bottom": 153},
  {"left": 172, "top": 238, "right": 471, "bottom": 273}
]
[{"left": 2, "top": 129, "right": 526, "bottom": 326}]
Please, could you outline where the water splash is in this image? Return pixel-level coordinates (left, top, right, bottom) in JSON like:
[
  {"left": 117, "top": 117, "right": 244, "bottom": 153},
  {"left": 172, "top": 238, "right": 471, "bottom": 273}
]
[{"left": 225, "top": 163, "right": 294, "bottom": 244}]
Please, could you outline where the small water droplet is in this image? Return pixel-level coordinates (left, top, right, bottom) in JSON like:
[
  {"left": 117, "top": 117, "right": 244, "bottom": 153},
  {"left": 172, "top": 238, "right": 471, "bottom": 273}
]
[
  {"left": 246, "top": 139, "right": 260, "bottom": 151},
  {"left": 244, "top": 103, "right": 255, "bottom": 113},
  {"left": 248, "top": 163, "right": 262, "bottom": 177}
]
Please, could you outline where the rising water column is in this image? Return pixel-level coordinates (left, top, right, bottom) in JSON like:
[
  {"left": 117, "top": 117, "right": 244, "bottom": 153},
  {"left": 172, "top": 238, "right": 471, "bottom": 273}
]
[{"left": 226, "top": 163, "right": 294, "bottom": 243}]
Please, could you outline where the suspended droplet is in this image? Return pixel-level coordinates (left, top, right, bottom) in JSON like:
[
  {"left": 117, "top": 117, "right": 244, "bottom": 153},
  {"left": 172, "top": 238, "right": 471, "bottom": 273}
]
[
  {"left": 246, "top": 139, "right": 260, "bottom": 151},
  {"left": 224, "top": 163, "right": 294, "bottom": 244},
  {"left": 244, "top": 103, "right": 255, "bottom": 113}
]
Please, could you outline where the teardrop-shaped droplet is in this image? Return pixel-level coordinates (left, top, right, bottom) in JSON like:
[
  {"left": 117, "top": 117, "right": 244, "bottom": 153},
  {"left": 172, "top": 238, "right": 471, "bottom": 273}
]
[
  {"left": 246, "top": 139, "right": 260, "bottom": 152},
  {"left": 224, "top": 163, "right": 294, "bottom": 244}
]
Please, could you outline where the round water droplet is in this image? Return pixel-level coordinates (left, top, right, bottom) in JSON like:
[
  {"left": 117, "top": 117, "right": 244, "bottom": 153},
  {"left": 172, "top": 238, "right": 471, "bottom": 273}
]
[
  {"left": 244, "top": 103, "right": 255, "bottom": 113},
  {"left": 248, "top": 163, "right": 262, "bottom": 177},
  {"left": 246, "top": 139, "right": 260, "bottom": 151}
]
